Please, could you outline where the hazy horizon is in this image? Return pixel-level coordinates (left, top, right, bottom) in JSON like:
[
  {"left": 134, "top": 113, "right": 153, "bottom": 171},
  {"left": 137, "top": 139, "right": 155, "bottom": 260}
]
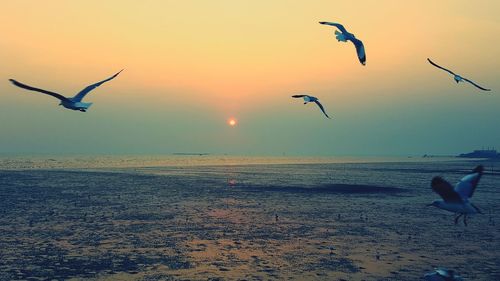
[
  {"left": 1, "top": 0, "right": 499, "bottom": 156},
  {"left": 0, "top": 151, "right": 483, "bottom": 158}
]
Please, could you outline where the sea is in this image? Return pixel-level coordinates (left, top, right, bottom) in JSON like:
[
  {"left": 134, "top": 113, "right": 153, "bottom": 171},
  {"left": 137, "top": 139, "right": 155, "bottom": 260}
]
[{"left": 0, "top": 155, "right": 498, "bottom": 192}]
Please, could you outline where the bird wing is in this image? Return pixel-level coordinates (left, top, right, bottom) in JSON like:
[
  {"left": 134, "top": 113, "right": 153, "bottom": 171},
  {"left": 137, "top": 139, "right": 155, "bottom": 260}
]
[
  {"left": 462, "top": 77, "right": 491, "bottom": 91},
  {"left": 431, "top": 176, "right": 463, "bottom": 203},
  {"left": 292, "top": 95, "right": 307, "bottom": 98},
  {"left": 351, "top": 38, "right": 366, "bottom": 65},
  {"left": 427, "top": 58, "right": 456, "bottom": 76},
  {"left": 454, "top": 165, "right": 483, "bottom": 199},
  {"left": 313, "top": 100, "right": 331, "bottom": 119},
  {"left": 72, "top": 69, "right": 123, "bottom": 102},
  {"left": 9, "top": 79, "right": 70, "bottom": 102},
  {"left": 319, "top": 22, "right": 348, "bottom": 34}
]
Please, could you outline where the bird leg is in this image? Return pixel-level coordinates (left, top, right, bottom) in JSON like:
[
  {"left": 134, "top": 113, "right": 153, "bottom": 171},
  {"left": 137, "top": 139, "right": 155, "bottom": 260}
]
[
  {"left": 454, "top": 213, "right": 463, "bottom": 225},
  {"left": 463, "top": 214, "right": 467, "bottom": 226}
]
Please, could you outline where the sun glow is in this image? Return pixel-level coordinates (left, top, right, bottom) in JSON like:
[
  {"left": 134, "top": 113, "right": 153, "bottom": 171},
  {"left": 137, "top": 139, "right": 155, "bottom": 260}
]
[{"left": 228, "top": 118, "right": 237, "bottom": 127}]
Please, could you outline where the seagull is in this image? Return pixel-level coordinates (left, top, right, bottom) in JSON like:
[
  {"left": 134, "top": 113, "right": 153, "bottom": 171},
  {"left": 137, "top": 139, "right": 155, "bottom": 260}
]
[
  {"left": 428, "top": 165, "right": 484, "bottom": 226},
  {"left": 427, "top": 58, "right": 490, "bottom": 91},
  {"left": 319, "top": 21, "right": 366, "bottom": 65},
  {"left": 9, "top": 69, "right": 123, "bottom": 112},
  {"left": 292, "top": 94, "right": 331, "bottom": 119},
  {"left": 424, "top": 268, "right": 463, "bottom": 281}
]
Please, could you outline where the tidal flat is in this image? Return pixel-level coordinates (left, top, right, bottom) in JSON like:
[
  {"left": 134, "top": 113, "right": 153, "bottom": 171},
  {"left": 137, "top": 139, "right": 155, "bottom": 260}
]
[{"left": 0, "top": 158, "right": 499, "bottom": 280}]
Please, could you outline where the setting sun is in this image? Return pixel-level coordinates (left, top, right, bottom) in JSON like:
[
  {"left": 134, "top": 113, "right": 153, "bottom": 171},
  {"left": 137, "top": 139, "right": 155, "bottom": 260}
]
[{"left": 228, "top": 118, "right": 237, "bottom": 127}]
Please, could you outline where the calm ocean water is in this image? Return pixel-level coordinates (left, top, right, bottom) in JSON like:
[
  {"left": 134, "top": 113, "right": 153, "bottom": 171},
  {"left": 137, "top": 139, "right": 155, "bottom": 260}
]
[
  {"left": 0, "top": 155, "right": 498, "bottom": 194},
  {"left": 0, "top": 155, "right": 471, "bottom": 169}
]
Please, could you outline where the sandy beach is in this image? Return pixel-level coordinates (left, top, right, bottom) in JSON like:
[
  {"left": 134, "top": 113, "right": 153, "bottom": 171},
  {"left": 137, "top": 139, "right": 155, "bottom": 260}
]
[{"left": 0, "top": 158, "right": 499, "bottom": 280}]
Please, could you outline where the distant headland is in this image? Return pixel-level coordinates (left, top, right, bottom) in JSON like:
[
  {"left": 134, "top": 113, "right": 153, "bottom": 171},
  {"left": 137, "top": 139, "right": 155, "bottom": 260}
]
[
  {"left": 422, "top": 148, "right": 500, "bottom": 159},
  {"left": 457, "top": 148, "right": 500, "bottom": 159}
]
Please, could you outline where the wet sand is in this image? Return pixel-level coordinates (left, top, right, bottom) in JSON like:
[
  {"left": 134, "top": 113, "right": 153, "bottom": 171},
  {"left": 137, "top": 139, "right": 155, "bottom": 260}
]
[{"left": 0, "top": 165, "right": 499, "bottom": 280}]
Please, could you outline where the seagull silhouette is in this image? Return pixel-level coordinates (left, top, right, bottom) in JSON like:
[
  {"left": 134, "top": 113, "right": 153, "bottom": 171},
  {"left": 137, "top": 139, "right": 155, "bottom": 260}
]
[
  {"left": 428, "top": 165, "right": 484, "bottom": 226},
  {"left": 427, "top": 58, "right": 490, "bottom": 91},
  {"left": 319, "top": 22, "right": 366, "bottom": 65},
  {"left": 9, "top": 69, "right": 123, "bottom": 112},
  {"left": 292, "top": 94, "right": 331, "bottom": 119}
]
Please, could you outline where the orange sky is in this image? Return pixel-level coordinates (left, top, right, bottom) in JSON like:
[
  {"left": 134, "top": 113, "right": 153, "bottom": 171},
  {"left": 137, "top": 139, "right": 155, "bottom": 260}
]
[{"left": 0, "top": 1, "right": 499, "bottom": 155}]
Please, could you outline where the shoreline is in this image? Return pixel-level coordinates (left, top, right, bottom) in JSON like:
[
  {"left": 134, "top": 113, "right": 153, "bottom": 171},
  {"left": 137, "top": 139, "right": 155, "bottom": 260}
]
[{"left": 0, "top": 155, "right": 479, "bottom": 171}]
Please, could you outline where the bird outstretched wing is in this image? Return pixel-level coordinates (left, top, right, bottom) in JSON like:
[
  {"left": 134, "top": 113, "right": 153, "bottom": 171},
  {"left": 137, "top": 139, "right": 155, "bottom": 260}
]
[
  {"left": 427, "top": 58, "right": 456, "bottom": 76},
  {"left": 351, "top": 38, "right": 366, "bottom": 65},
  {"left": 9, "top": 79, "right": 70, "bottom": 102},
  {"left": 431, "top": 176, "right": 463, "bottom": 203},
  {"left": 319, "top": 22, "right": 348, "bottom": 34},
  {"left": 462, "top": 77, "right": 491, "bottom": 91},
  {"left": 313, "top": 100, "right": 331, "bottom": 119},
  {"left": 454, "top": 165, "right": 483, "bottom": 199},
  {"left": 72, "top": 69, "right": 123, "bottom": 102}
]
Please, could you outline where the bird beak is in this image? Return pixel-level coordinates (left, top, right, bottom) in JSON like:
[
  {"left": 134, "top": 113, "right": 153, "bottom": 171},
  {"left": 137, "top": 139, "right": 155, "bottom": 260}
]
[{"left": 426, "top": 203, "right": 433, "bottom": 207}]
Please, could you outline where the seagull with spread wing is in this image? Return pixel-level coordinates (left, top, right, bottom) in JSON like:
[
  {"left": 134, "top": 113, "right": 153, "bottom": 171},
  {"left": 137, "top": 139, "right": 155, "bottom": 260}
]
[
  {"left": 319, "top": 21, "right": 366, "bottom": 66},
  {"left": 292, "top": 94, "right": 331, "bottom": 119},
  {"left": 9, "top": 69, "right": 123, "bottom": 112},
  {"left": 424, "top": 268, "right": 463, "bottom": 281},
  {"left": 428, "top": 165, "right": 484, "bottom": 226},
  {"left": 427, "top": 58, "right": 490, "bottom": 91}
]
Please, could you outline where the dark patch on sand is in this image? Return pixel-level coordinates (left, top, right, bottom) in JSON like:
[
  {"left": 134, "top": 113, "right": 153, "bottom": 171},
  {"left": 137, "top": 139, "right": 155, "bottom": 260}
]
[
  {"left": 236, "top": 183, "right": 407, "bottom": 195},
  {"left": 1, "top": 249, "right": 189, "bottom": 280}
]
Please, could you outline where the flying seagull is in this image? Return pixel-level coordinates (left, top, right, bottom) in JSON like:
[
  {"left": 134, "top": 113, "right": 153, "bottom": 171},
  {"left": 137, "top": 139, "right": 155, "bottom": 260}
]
[
  {"left": 292, "top": 94, "right": 331, "bottom": 119},
  {"left": 428, "top": 165, "right": 484, "bottom": 226},
  {"left": 319, "top": 21, "right": 366, "bottom": 65},
  {"left": 9, "top": 69, "right": 123, "bottom": 112},
  {"left": 424, "top": 268, "right": 463, "bottom": 281},
  {"left": 427, "top": 58, "right": 490, "bottom": 91}
]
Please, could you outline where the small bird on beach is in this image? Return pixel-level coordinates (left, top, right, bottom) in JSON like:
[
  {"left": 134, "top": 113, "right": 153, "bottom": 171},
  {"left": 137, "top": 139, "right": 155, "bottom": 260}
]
[
  {"left": 428, "top": 165, "right": 484, "bottom": 226},
  {"left": 427, "top": 58, "right": 490, "bottom": 91},
  {"left": 424, "top": 268, "right": 463, "bottom": 281},
  {"left": 292, "top": 94, "right": 331, "bottom": 119},
  {"left": 319, "top": 21, "right": 366, "bottom": 65},
  {"left": 9, "top": 69, "right": 123, "bottom": 112}
]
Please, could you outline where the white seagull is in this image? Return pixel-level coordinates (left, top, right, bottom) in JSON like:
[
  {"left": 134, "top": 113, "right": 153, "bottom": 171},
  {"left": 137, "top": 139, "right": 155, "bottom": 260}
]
[
  {"left": 292, "top": 94, "right": 331, "bottom": 119},
  {"left": 9, "top": 69, "right": 123, "bottom": 112},
  {"left": 427, "top": 58, "right": 491, "bottom": 91},
  {"left": 319, "top": 21, "right": 366, "bottom": 65},
  {"left": 424, "top": 268, "right": 463, "bottom": 281},
  {"left": 428, "top": 165, "right": 484, "bottom": 226}
]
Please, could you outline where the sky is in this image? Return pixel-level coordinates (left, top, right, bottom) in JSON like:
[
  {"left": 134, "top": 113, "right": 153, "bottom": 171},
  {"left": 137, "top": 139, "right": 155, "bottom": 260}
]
[{"left": 0, "top": 0, "right": 499, "bottom": 156}]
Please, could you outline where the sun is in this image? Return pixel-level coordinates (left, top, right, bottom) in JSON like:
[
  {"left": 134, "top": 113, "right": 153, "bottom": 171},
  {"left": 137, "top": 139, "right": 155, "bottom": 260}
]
[{"left": 228, "top": 118, "right": 237, "bottom": 127}]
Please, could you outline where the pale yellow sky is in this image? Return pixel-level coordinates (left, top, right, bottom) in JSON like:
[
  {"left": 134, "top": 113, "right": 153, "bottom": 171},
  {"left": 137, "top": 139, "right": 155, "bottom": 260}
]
[{"left": 0, "top": 1, "right": 499, "bottom": 155}]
